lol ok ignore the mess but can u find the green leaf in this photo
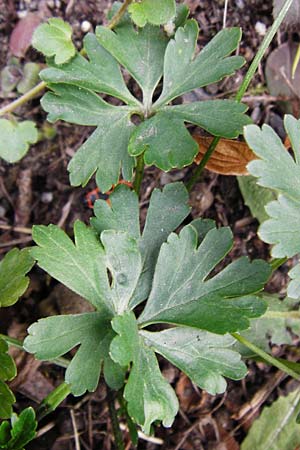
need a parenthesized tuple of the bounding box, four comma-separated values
(155, 21, 244, 106)
(0, 339, 16, 381)
(24, 312, 114, 396)
(110, 312, 178, 434)
(241, 389, 300, 450)
(17, 62, 40, 94)
(103, 356, 126, 390)
(141, 328, 247, 395)
(129, 102, 251, 171)
(128, 0, 176, 27)
(236, 295, 300, 357)
(288, 264, 300, 299)
(0, 248, 34, 307)
(96, 21, 168, 107)
(32, 18, 75, 65)
(41, 84, 135, 191)
(238, 175, 277, 223)
(6, 407, 37, 450)
(31, 220, 113, 313)
(40, 33, 138, 105)
(0, 120, 38, 163)
(0, 381, 15, 420)
(139, 223, 270, 334)
(91, 183, 190, 307)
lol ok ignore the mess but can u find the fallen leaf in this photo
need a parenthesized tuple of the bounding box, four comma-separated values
(9, 13, 42, 58)
(193, 135, 257, 175)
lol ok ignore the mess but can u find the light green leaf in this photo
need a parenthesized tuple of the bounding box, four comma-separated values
(96, 21, 168, 107)
(241, 389, 300, 450)
(288, 264, 300, 299)
(40, 33, 138, 105)
(129, 101, 251, 171)
(91, 183, 190, 307)
(31, 220, 113, 313)
(110, 312, 178, 434)
(0, 119, 38, 163)
(0, 248, 34, 307)
(141, 328, 247, 395)
(128, 0, 176, 27)
(32, 18, 75, 65)
(5, 407, 37, 450)
(139, 223, 270, 334)
(0, 381, 15, 420)
(101, 230, 142, 314)
(42, 84, 135, 191)
(238, 175, 277, 223)
(155, 21, 244, 106)
(17, 62, 40, 94)
(24, 312, 113, 396)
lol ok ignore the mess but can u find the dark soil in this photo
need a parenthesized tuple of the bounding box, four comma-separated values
(0, 1, 296, 449)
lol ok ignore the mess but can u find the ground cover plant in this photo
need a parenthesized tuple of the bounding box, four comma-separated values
(1, 0, 300, 448)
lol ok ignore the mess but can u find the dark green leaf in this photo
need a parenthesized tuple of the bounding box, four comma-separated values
(142, 328, 247, 395)
(110, 312, 178, 434)
(155, 21, 244, 106)
(139, 223, 270, 333)
(0, 339, 16, 381)
(24, 312, 113, 396)
(0, 381, 15, 420)
(0, 248, 34, 307)
(7, 407, 37, 450)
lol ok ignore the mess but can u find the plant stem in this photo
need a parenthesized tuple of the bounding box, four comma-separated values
(0, 81, 47, 116)
(231, 332, 300, 380)
(187, 0, 294, 190)
(36, 382, 71, 421)
(108, 0, 133, 30)
(0, 333, 70, 369)
(270, 257, 288, 271)
(107, 387, 125, 450)
(133, 154, 145, 195)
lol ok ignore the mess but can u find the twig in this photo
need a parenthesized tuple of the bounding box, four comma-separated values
(133, 154, 145, 195)
(0, 224, 32, 234)
(108, 0, 133, 30)
(0, 236, 32, 248)
(70, 409, 81, 450)
(223, 0, 229, 28)
(0, 81, 46, 116)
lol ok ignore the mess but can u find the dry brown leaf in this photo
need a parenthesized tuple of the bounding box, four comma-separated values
(193, 135, 257, 176)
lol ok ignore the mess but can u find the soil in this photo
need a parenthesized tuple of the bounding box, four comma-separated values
(0, 1, 297, 449)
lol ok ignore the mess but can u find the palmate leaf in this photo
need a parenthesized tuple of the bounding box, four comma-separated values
(40, 14, 249, 188)
(141, 328, 247, 395)
(110, 312, 178, 434)
(0, 248, 34, 307)
(245, 115, 300, 298)
(139, 223, 271, 333)
(91, 182, 190, 306)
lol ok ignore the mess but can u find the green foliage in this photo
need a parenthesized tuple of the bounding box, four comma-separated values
(32, 18, 75, 65)
(0, 120, 38, 163)
(39, 13, 250, 190)
(128, 0, 176, 27)
(0, 248, 34, 307)
(0, 407, 37, 449)
(237, 175, 277, 223)
(25, 182, 270, 432)
(245, 115, 300, 299)
(0, 340, 16, 419)
(241, 389, 300, 450)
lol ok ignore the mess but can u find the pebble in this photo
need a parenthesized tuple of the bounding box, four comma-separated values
(255, 21, 267, 36)
(81, 20, 92, 33)
(41, 192, 53, 204)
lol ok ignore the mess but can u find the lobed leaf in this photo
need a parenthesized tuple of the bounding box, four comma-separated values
(24, 312, 114, 396)
(0, 248, 34, 307)
(142, 328, 247, 395)
(110, 312, 178, 434)
(128, 0, 176, 27)
(32, 18, 75, 65)
(0, 339, 16, 419)
(0, 381, 15, 420)
(139, 223, 270, 333)
(5, 407, 37, 450)
(0, 119, 38, 164)
(155, 21, 244, 106)
(288, 264, 300, 299)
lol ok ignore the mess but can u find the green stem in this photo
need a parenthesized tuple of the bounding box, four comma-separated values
(107, 387, 125, 450)
(0, 333, 70, 369)
(0, 81, 47, 116)
(36, 382, 71, 421)
(270, 257, 288, 271)
(108, 0, 133, 29)
(231, 332, 300, 380)
(187, 0, 294, 190)
(133, 154, 145, 195)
